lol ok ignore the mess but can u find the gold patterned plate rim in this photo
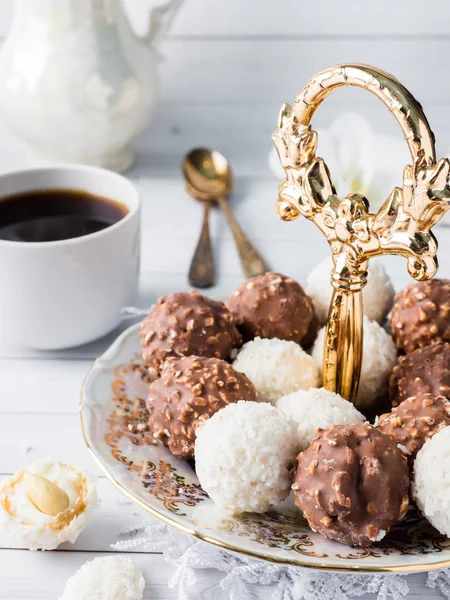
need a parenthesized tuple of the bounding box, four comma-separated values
(79, 322, 450, 573)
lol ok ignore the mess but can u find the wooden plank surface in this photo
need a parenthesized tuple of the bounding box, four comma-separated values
(1, 100, 450, 180)
(1, 13, 450, 107)
(0, 550, 231, 600)
(0, 413, 95, 474)
(0, 549, 444, 600)
(3, 1, 450, 38)
(133, 102, 450, 176)
(158, 39, 450, 105)
(166, 0, 450, 37)
(1, 2, 450, 597)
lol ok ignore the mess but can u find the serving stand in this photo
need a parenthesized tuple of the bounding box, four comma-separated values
(80, 64, 450, 571)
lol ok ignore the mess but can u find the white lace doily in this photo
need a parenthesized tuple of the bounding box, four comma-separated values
(113, 518, 450, 600)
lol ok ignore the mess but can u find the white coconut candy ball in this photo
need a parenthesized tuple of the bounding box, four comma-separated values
(277, 387, 365, 450)
(195, 401, 301, 514)
(60, 556, 145, 600)
(232, 337, 320, 405)
(312, 317, 397, 410)
(306, 256, 395, 325)
(0, 459, 97, 551)
(412, 426, 450, 537)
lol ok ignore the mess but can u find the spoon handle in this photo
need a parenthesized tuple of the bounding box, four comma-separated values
(217, 196, 270, 279)
(188, 202, 215, 288)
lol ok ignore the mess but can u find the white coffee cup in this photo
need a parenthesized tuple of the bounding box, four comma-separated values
(0, 165, 140, 349)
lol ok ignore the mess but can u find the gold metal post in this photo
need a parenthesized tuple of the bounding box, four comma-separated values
(324, 288, 363, 403)
(272, 64, 450, 408)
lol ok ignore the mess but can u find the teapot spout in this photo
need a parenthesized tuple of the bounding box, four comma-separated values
(146, 0, 184, 46)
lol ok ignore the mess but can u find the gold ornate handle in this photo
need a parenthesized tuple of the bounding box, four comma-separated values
(272, 63, 450, 407)
(293, 64, 436, 166)
(324, 289, 363, 403)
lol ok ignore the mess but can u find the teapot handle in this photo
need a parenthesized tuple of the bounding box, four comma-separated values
(146, 0, 184, 46)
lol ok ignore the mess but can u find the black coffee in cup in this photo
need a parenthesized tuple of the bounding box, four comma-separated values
(0, 189, 129, 242)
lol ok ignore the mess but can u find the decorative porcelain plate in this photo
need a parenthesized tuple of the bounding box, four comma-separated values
(80, 323, 450, 573)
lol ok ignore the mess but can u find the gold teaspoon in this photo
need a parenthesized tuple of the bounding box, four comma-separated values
(183, 148, 269, 286)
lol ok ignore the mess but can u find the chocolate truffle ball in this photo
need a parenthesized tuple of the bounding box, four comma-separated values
(378, 393, 450, 465)
(292, 423, 410, 547)
(389, 342, 450, 407)
(146, 355, 257, 458)
(227, 272, 316, 346)
(140, 291, 241, 376)
(389, 279, 450, 354)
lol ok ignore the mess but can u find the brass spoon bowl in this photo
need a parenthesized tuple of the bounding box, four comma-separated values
(183, 148, 270, 288)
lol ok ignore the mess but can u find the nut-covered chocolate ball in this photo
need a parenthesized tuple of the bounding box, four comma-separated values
(389, 279, 450, 354)
(227, 272, 316, 345)
(378, 393, 450, 465)
(140, 291, 241, 376)
(292, 423, 410, 547)
(301, 311, 320, 349)
(389, 342, 450, 407)
(146, 355, 257, 458)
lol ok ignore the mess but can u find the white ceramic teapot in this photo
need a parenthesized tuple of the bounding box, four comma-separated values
(0, 0, 183, 171)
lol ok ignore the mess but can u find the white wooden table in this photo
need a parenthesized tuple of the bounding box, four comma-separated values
(2, 0, 450, 594)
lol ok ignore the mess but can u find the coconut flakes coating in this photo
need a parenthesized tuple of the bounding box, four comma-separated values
(277, 387, 365, 450)
(195, 401, 301, 514)
(60, 556, 145, 600)
(412, 426, 450, 537)
(146, 355, 257, 459)
(292, 423, 410, 547)
(389, 279, 450, 354)
(140, 290, 241, 376)
(389, 342, 450, 407)
(232, 337, 320, 405)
